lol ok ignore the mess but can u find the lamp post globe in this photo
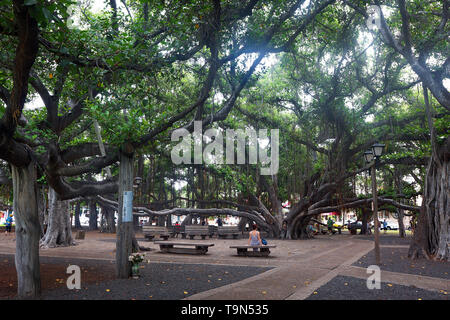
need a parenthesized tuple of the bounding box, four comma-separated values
(371, 143, 385, 158)
(364, 150, 374, 163)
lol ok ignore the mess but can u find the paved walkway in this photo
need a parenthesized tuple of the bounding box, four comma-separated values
(0, 231, 448, 300)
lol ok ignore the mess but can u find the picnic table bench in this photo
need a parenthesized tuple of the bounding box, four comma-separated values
(183, 225, 213, 240)
(143, 225, 170, 240)
(154, 241, 214, 255)
(229, 245, 276, 257)
(217, 226, 241, 239)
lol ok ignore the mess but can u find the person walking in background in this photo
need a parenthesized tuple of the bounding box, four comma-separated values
(248, 224, 262, 251)
(5, 213, 13, 235)
(383, 219, 388, 233)
(216, 217, 223, 227)
(327, 217, 334, 235)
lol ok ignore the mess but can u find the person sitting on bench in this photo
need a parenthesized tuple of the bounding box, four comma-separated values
(248, 224, 262, 251)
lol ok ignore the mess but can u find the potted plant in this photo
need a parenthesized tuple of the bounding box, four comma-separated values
(128, 252, 146, 279)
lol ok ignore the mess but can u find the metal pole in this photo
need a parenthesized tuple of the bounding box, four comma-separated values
(371, 163, 381, 265)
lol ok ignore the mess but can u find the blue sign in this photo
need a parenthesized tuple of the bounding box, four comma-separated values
(122, 191, 133, 222)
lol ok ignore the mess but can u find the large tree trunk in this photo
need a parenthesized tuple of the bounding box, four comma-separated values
(394, 168, 407, 238)
(397, 209, 406, 238)
(11, 163, 41, 299)
(37, 185, 47, 237)
(359, 208, 370, 235)
(74, 201, 82, 229)
(101, 205, 116, 233)
(409, 87, 449, 261)
(116, 150, 134, 278)
(40, 188, 75, 248)
(88, 200, 98, 230)
(408, 147, 449, 261)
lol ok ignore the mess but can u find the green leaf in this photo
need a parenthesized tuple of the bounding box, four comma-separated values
(24, 0, 37, 5)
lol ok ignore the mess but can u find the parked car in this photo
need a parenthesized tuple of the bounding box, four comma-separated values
(369, 220, 399, 230)
(380, 221, 399, 230)
(348, 221, 363, 230)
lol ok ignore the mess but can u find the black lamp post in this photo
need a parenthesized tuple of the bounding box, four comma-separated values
(364, 143, 385, 265)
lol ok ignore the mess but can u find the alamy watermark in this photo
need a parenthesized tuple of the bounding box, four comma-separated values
(171, 121, 279, 175)
(66, 265, 81, 290)
(366, 265, 381, 290)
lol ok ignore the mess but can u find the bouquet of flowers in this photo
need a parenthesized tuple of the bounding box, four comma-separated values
(128, 252, 146, 264)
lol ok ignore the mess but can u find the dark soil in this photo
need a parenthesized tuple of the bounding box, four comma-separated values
(0, 254, 272, 300)
(306, 275, 448, 300)
(353, 247, 450, 279)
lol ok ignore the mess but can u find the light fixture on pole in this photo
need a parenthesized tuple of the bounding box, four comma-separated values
(363, 143, 385, 266)
(364, 150, 374, 164)
(371, 143, 385, 158)
(133, 176, 142, 189)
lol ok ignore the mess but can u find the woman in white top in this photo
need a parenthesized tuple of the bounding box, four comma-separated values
(248, 224, 262, 251)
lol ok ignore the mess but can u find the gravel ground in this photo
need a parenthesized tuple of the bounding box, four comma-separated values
(40, 260, 272, 300)
(306, 275, 448, 300)
(353, 247, 450, 279)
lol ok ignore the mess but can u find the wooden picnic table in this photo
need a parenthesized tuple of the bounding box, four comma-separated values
(229, 245, 276, 257)
(154, 241, 214, 255)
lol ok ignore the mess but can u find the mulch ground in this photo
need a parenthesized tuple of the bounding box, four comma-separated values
(0, 254, 116, 299)
(306, 275, 448, 300)
(41, 262, 272, 300)
(353, 247, 450, 279)
(0, 254, 272, 300)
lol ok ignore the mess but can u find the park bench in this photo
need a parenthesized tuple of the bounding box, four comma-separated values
(168, 225, 184, 237)
(154, 241, 214, 255)
(208, 225, 218, 237)
(318, 225, 342, 235)
(142, 225, 170, 240)
(218, 226, 241, 239)
(229, 245, 276, 257)
(183, 225, 211, 240)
